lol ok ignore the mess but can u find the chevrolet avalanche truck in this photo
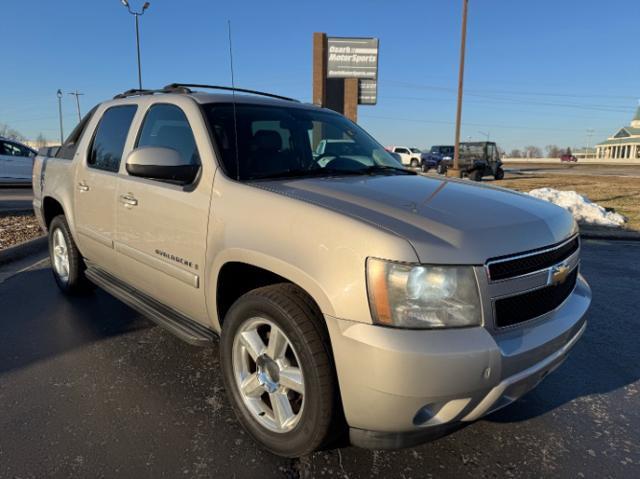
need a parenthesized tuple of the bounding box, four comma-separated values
(32, 83, 591, 457)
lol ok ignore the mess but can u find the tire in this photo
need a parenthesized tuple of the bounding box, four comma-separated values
(410, 158, 419, 168)
(48, 215, 93, 294)
(437, 163, 447, 175)
(220, 283, 337, 457)
(421, 162, 430, 173)
(471, 169, 483, 181)
(494, 167, 504, 180)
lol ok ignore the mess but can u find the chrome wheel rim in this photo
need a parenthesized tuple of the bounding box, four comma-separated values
(232, 317, 305, 433)
(52, 228, 70, 284)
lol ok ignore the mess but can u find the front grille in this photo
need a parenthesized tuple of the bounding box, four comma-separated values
(488, 237, 579, 281)
(494, 267, 578, 328)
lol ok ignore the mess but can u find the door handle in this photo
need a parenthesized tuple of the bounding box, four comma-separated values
(120, 194, 138, 207)
(78, 182, 89, 192)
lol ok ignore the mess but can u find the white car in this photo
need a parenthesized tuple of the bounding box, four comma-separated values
(0, 137, 37, 184)
(388, 146, 422, 167)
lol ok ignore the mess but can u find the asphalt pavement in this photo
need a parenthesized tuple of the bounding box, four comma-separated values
(0, 186, 33, 213)
(0, 240, 638, 478)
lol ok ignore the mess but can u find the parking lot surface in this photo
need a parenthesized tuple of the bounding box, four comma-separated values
(0, 240, 639, 478)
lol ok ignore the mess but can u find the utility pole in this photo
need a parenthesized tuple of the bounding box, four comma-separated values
(586, 128, 594, 159)
(56, 89, 64, 144)
(449, 0, 469, 178)
(120, 1, 151, 90)
(68, 90, 84, 122)
(479, 130, 490, 141)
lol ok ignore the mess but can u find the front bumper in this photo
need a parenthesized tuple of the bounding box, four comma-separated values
(326, 274, 591, 449)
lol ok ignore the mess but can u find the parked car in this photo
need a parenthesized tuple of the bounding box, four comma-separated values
(440, 141, 505, 180)
(421, 145, 454, 173)
(561, 154, 578, 162)
(33, 84, 590, 457)
(0, 137, 37, 184)
(387, 146, 422, 167)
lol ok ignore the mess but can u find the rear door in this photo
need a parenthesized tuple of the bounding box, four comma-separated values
(115, 101, 213, 324)
(74, 105, 137, 272)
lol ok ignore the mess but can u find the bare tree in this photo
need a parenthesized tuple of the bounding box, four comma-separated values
(523, 145, 542, 158)
(545, 144, 563, 158)
(509, 149, 522, 158)
(35, 133, 48, 148)
(0, 123, 27, 142)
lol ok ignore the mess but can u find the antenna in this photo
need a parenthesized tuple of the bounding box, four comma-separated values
(228, 20, 240, 181)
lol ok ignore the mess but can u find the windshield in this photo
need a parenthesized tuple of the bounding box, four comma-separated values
(202, 103, 406, 180)
(410, 148, 422, 153)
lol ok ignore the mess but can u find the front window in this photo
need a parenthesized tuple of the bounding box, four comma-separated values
(410, 148, 422, 154)
(203, 103, 409, 180)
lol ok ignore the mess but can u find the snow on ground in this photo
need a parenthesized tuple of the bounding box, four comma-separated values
(528, 188, 627, 227)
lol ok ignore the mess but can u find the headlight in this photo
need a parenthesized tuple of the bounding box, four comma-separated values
(366, 258, 482, 329)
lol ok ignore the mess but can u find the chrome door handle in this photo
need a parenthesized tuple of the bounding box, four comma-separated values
(120, 194, 138, 207)
(78, 182, 89, 192)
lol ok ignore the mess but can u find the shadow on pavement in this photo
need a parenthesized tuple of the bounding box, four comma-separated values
(0, 267, 150, 374)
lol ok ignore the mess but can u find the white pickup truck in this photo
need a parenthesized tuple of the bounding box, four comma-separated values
(32, 84, 590, 457)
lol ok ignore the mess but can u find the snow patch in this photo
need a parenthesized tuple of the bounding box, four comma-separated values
(528, 188, 627, 227)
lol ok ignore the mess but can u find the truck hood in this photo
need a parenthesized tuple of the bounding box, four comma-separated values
(256, 175, 577, 264)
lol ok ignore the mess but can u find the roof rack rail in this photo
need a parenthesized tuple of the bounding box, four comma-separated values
(163, 83, 300, 102)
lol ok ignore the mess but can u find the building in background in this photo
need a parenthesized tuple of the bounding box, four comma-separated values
(595, 105, 640, 160)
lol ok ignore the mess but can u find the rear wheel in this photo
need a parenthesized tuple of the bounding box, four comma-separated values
(421, 162, 430, 173)
(471, 169, 483, 181)
(436, 163, 447, 175)
(410, 158, 419, 168)
(220, 284, 337, 457)
(48, 215, 93, 294)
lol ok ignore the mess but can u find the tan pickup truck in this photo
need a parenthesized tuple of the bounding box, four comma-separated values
(32, 84, 591, 457)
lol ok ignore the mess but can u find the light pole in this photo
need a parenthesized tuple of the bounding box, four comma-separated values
(449, 0, 469, 178)
(586, 128, 594, 159)
(56, 89, 64, 144)
(478, 130, 490, 141)
(68, 90, 84, 123)
(120, 1, 151, 90)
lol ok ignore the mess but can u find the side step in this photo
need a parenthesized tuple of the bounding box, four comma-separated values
(85, 266, 217, 346)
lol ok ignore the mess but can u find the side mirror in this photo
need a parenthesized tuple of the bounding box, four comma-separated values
(125, 146, 199, 185)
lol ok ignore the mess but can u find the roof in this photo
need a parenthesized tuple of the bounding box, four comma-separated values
(596, 136, 640, 146)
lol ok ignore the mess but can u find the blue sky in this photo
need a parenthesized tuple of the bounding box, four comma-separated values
(1, 0, 639, 152)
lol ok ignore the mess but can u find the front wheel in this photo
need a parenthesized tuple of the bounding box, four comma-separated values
(471, 169, 483, 181)
(48, 215, 93, 294)
(220, 284, 338, 457)
(410, 158, 419, 168)
(494, 167, 505, 180)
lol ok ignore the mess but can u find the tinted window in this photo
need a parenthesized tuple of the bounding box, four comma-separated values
(395, 148, 409, 154)
(89, 105, 137, 172)
(203, 103, 400, 180)
(57, 106, 98, 160)
(137, 104, 199, 165)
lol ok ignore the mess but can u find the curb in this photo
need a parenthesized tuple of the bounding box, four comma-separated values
(580, 228, 640, 242)
(0, 208, 34, 216)
(0, 235, 47, 266)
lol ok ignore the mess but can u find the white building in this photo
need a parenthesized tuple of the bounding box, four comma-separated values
(595, 105, 640, 160)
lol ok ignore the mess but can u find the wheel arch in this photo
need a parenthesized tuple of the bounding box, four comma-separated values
(209, 249, 336, 331)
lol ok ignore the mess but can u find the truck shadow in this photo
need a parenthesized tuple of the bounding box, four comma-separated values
(0, 267, 151, 375)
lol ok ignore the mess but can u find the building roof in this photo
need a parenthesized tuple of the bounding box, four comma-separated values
(596, 136, 640, 146)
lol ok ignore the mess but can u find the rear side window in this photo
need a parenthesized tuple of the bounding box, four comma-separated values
(88, 105, 137, 172)
(56, 106, 98, 160)
(136, 104, 200, 165)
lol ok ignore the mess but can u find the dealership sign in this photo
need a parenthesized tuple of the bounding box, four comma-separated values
(327, 37, 379, 79)
(326, 37, 379, 105)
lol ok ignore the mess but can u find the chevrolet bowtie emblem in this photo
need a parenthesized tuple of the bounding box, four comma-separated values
(549, 263, 570, 285)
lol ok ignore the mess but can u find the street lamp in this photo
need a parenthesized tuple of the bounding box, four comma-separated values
(56, 89, 64, 144)
(120, 0, 151, 90)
